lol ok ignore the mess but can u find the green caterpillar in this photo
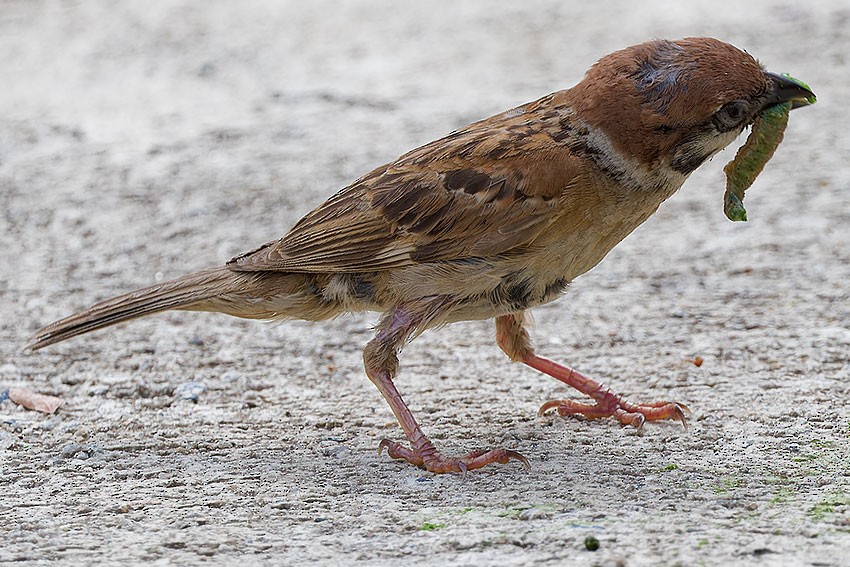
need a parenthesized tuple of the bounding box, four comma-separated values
(722, 102, 792, 222)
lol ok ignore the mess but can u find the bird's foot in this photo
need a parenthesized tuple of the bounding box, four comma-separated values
(521, 352, 688, 430)
(538, 392, 689, 430)
(378, 438, 529, 474)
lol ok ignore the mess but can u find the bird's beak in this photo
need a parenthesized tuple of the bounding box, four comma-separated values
(764, 71, 817, 110)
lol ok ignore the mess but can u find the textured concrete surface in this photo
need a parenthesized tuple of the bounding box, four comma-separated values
(2, 1, 849, 565)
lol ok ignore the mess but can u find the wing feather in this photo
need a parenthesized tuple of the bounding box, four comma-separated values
(228, 96, 584, 273)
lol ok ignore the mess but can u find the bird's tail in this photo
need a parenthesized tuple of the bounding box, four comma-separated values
(29, 266, 248, 350)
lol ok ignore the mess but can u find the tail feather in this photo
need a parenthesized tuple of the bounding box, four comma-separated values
(29, 266, 242, 350)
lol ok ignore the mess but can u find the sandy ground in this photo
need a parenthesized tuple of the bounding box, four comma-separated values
(2, 1, 849, 565)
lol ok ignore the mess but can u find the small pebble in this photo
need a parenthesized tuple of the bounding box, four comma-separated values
(584, 535, 600, 551)
(174, 381, 207, 401)
(61, 443, 83, 458)
(321, 444, 350, 458)
(518, 508, 551, 521)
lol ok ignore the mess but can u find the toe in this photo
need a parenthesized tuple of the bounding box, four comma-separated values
(378, 438, 424, 467)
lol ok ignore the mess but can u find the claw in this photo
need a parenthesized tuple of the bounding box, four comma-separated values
(673, 403, 690, 430)
(505, 449, 531, 470)
(626, 412, 645, 431)
(537, 399, 560, 416)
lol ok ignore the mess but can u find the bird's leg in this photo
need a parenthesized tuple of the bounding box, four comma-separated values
(364, 303, 528, 473)
(496, 313, 688, 429)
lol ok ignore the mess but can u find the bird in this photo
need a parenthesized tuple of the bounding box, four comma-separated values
(29, 37, 815, 474)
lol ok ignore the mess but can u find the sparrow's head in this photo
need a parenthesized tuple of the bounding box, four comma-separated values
(570, 37, 815, 180)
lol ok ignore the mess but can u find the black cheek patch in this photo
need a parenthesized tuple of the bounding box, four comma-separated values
(671, 130, 716, 175)
(672, 149, 713, 175)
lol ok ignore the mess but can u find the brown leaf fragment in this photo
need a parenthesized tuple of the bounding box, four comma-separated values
(8, 387, 64, 414)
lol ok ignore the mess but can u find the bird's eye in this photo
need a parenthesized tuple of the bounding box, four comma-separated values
(714, 100, 749, 130)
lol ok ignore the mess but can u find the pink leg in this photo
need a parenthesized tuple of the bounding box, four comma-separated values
(365, 305, 528, 473)
(496, 313, 688, 429)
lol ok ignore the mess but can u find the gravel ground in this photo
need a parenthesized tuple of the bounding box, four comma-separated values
(2, 1, 849, 565)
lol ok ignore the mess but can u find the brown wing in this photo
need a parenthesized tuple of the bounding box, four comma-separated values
(228, 96, 583, 273)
